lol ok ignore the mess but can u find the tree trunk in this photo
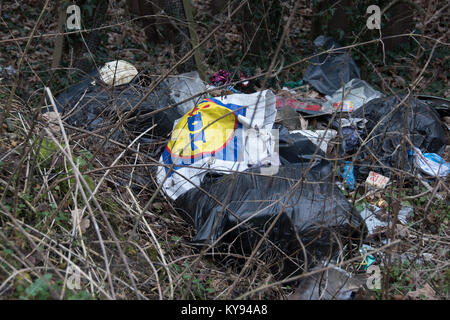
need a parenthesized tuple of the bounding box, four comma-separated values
(127, 0, 196, 73)
(74, 0, 109, 74)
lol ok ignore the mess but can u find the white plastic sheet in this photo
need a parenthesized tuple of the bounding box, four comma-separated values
(323, 79, 384, 113)
(411, 147, 450, 177)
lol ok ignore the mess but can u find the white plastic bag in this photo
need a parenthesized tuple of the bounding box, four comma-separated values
(411, 147, 450, 177)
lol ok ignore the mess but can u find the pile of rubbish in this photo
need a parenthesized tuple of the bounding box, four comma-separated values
(47, 36, 449, 299)
(53, 60, 181, 141)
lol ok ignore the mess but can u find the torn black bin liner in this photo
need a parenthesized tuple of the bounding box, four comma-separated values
(176, 165, 365, 272)
(303, 36, 360, 96)
(175, 129, 365, 273)
(417, 95, 450, 117)
(53, 71, 181, 140)
(352, 95, 447, 180)
(276, 124, 330, 173)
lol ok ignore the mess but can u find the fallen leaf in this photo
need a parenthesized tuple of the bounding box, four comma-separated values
(42, 112, 61, 133)
(71, 209, 90, 234)
(395, 224, 409, 238)
(406, 283, 436, 300)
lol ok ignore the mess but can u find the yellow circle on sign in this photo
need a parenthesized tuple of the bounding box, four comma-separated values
(166, 99, 237, 159)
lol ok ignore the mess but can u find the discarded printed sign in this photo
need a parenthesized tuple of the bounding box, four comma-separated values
(365, 171, 390, 189)
(158, 90, 278, 200)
